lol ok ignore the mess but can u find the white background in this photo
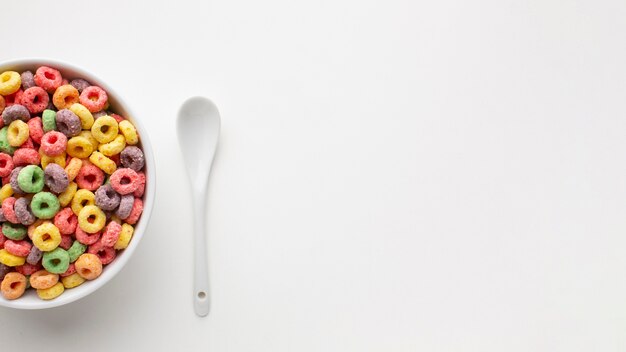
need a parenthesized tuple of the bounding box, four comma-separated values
(2, 0, 626, 350)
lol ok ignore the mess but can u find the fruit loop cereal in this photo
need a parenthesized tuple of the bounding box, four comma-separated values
(0, 65, 146, 300)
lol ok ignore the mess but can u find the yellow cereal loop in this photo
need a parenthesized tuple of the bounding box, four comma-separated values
(52, 84, 79, 110)
(0, 184, 14, 202)
(61, 273, 85, 289)
(78, 205, 106, 233)
(89, 151, 116, 174)
(7, 120, 29, 147)
(79, 131, 99, 150)
(59, 182, 77, 207)
(114, 223, 134, 250)
(69, 103, 94, 130)
(98, 134, 126, 156)
(37, 282, 64, 300)
(71, 189, 95, 215)
(0, 71, 21, 95)
(32, 222, 62, 252)
(40, 151, 66, 169)
(66, 136, 93, 158)
(0, 249, 25, 267)
(90, 115, 118, 143)
(64, 158, 82, 182)
(118, 120, 138, 145)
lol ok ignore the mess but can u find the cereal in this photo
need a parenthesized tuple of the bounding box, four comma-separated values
(118, 120, 138, 145)
(7, 120, 29, 147)
(109, 168, 139, 195)
(2, 222, 26, 240)
(14, 197, 36, 226)
(101, 221, 121, 247)
(0, 248, 26, 267)
(120, 146, 145, 171)
(31, 222, 61, 251)
(0, 96, 5, 115)
(16, 262, 40, 276)
(98, 134, 126, 156)
(116, 194, 134, 220)
(79, 86, 108, 113)
(2, 104, 30, 126)
(53, 207, 77, 235)
(75, 227, 101, 246)
(67, 240, 86, 263)
(77, 205, 106, 233)
(40, 131, 67, 156)
(91, 115, 118, 144)
(31, 191, 60, 219)
(52, 84, 79, 110)
(1, 272, 26, 299)
(34, 66, 62, 93)
(71, 189, 95, 215)
(75, 253, 102, 280)
(26, 246, 42, 265)
(20, 71, 35, 90)
(75, 163, 104, 191)
(17, 165, 45, 193)
(9, 166, 24, 194)
(4, 239, 32, 257)
(44, 163, 69, 193)
(0, 263, 10, 281)
(69, 103, 94, 130)
(27, 117, 44, 144)
(133, 172, 146, 197)
(22, 86, 50, 114)
(60, 262, 75, 277)
(114, 223, 134, 250)
(42, 109, 56, 132)
(55, 109, 81, 137)
(59, 234, 72, 250)
(42, 247, 70, 274)
(40, 152, 66, 169)
(69, 79, 90, 93)
(64, 157, 82, 181)
(79, 130, 99, 151)
(58, 181, 77, 207)
(61, 272, 84, 288)
(29, 270, 58, 289)
(87, 241, 116, 265)
(95, 184, 120, 211)
(89, 151, 116, 174)
(0, 127, 17, 155)
(0, 153, 14, 177)
(0, 71, 21, 95)
(37, 282, 64, 300)
(2, 196, 18, 223)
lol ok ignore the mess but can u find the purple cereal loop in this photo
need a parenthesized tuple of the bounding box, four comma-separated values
(116, 194, 134, 219)
(0, 207, 5, 222)
(2, 104, 30, 125)
(21, 71, 36, 90)
(120, 146, 145, 171)
(10, 166, 24, 195)
(26, 246, 42, 265)
(55, 109, 82, 137)
(14, 197, 35, 226)
(95, 183, 120, 211)
(44, 163, 69, 194)
(0, 263, 10, 281)
(70, 78, 90, 93)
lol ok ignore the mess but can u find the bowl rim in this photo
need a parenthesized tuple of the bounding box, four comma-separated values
(0, 58, 156, 309)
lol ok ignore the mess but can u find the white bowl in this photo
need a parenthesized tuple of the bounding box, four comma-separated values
(0, 58, 155, 309)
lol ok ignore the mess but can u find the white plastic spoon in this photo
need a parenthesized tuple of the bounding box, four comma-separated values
(177, 97, 221, 317)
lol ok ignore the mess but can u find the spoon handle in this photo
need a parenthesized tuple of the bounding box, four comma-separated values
(193, 190, 210, 317)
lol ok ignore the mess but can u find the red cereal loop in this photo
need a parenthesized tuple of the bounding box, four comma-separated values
(59, 235, 73, 250)
(75, 227, 101, 245)
(20, 137, 35, 149)
(60, 263, 76, 277)
(21, 87, 49, 114)
(79, 86, 108, 113)
(0, 153, 14, 177)
(2, 176, 9, 186)
(133, 172, 146, 197)
(101, 221, 121, 247)
(15, 263, 41, 276)
(40, 131, 67, 156)
(75, 164, 104, 191)
(53, 208, 77, 235)
(27, 117, 44, 145)
(13, 148, 40, 166)
(2, 197, 19, 224)
(0, 232, 6, 249)
(34, 66, 63, 93)
(88, 241, 116, 265)
(4, 239, 32, 257)
(125, 198, 143, 225)
(110, 114, 125, 123)
(109, 153, 121, 166)
(4, 90, 24, 107)
(109, 168, 139, 195)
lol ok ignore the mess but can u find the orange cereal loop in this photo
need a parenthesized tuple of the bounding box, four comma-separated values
(29, 269, 59, 290)
(53, 85, 79, 110)
(75, 253, 102, 280)
(1, 272, 27, 300)
(0, 95, 5, 115)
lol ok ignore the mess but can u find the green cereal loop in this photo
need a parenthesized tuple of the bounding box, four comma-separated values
(2, 222, 26, 240)
(17, 165, 45, 193)
(0, 127, 17, 155)
(42, 109, 57, 132)
(31, 192, 60, 219)
(67, 241, 86, 263)
(42, 247, 70, 274)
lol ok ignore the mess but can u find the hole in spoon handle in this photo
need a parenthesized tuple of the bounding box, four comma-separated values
(194, 288, 210, 317)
